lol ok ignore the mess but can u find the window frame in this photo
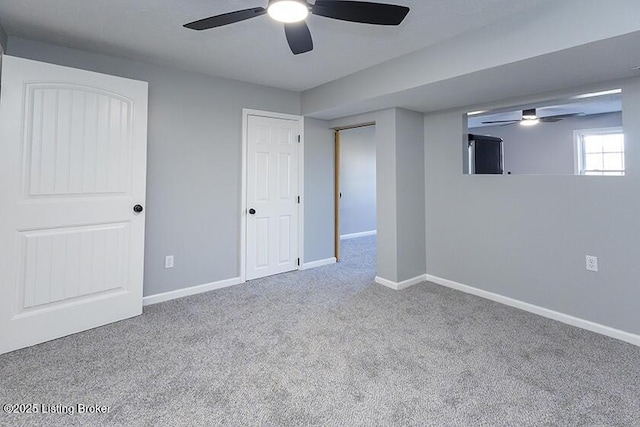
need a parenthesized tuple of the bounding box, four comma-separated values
(573, 126, 625, 176)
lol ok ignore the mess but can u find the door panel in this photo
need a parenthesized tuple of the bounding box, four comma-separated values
(255, 152, 270, 201)
(278, 153, 292, 199)
(246, 115, 299, 280)
(20, 223, 128, 310)
(277, 215, 292, 265)
(255, 217, 269, 269)
(26, 86, 132, 197)
(0, 56, 148, 355)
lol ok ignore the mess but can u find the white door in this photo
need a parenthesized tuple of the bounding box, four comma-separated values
(246, 114, 300, 280)
(0, 56, 148, 355)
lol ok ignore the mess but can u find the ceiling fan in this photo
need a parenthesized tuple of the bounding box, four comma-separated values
(183, 0, 411, 55)
(482, 108, 586, 127)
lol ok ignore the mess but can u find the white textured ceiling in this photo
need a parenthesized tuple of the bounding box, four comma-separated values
(0, 0, 554, 91)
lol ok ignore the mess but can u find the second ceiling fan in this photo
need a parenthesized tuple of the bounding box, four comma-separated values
(482, 108, 586, 127)
(184, 0, 411, 55)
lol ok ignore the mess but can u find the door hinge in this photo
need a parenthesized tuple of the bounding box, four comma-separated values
(297, 135, 301, 143)
(297, 258, 301, 266)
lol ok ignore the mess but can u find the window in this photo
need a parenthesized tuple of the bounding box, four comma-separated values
(575, 127, 625, 176)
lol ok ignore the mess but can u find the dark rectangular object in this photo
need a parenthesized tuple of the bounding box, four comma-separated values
(469, 134, 504, 175)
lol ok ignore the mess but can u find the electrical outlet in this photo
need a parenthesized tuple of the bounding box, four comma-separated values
(585, 255, 598, 272)
(165, 255, 174, 269)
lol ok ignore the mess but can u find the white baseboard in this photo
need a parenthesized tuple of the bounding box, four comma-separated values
(340, 230, 377, 240)
(426, 274, 640, 347)
(143, 277, 243, 306)
(375, 274, 427, 291)
(300, 257, 337, 270)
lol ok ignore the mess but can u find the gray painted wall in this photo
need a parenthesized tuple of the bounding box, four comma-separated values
(425, 77, 640, 335)
(7, 37, 302, 297)
(303, 117, 335, 262)
(340, 126, 376, 236)
(395, 109, 426, 282)
(470, 112, 622, 175)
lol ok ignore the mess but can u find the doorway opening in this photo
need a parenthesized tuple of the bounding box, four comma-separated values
(334, 123, 377, 262)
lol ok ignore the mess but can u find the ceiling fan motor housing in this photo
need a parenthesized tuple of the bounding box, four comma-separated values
(522, 108, 538, 120)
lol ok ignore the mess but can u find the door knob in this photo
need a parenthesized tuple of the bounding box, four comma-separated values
(249, 208, 256, 215)
(133, 204, 144, 213)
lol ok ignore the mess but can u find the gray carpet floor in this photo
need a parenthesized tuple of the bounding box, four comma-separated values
(1, 235, 639, 426)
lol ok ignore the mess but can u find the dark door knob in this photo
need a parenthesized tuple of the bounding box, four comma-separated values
(249, 208, 256, 215)
(133, 204, 144, 213)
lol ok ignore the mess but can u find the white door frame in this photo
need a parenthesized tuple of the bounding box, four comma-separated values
(241, 109, 304, 283)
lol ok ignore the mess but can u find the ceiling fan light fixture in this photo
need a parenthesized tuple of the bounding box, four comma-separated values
(268, 0, 309, 23)
(520, 119, 540, 127)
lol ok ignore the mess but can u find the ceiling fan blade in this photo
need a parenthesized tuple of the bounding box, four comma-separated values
(312, 1, 410, 25)
(285, 21, 314, 55)
(482, 120, 520, 124)
(540, 112, 586, 121)
(539, 117, 563, 123)
(184, 7, 266, 30)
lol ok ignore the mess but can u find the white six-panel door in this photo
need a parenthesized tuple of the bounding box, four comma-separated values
(0, 56, 148, 355)
(246, 114, 300, 280)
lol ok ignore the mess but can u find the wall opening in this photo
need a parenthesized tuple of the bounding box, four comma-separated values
(334, 123, 376, 261)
